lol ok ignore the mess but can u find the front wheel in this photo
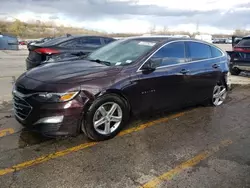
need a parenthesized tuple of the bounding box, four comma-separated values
(82, 94, 129, 141)
(211, 83, 227, 106)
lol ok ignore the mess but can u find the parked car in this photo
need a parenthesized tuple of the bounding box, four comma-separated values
(225, 38, 232, 44)
(0, 33, 19, 50)
(13, 36, 229, 141)
(194, 34, 213, 43)
(19, 40, 28, 45)
(26, 35, 115, 70)
(212, 38, 226, 44)
(227, 36, 250, 75)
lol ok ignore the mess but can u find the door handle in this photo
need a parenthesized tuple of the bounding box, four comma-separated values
(212, 64, 220, 68)
(180, 69, 189, 74)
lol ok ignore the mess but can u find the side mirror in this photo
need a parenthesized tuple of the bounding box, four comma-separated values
(141, 58, 162, 71)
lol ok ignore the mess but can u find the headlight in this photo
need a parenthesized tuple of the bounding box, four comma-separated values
(34, 91, 79, 103)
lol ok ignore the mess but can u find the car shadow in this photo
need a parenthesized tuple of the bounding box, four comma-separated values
(14, 103, 207, 150)
(240, 72, 250, 77)
(17, 128, 52, 148)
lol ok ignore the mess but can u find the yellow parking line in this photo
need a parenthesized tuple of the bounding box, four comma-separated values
(141, 139, 233, 188)
(0, 128, 14, 138)
(0, 112, 184, 176)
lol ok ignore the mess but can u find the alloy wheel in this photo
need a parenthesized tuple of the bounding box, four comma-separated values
(212, 84, 227, 106)
(93, 102, 123, 135)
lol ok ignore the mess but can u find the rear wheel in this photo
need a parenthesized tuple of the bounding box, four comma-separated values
(82, 94, 129, 141)
(211, 83, 227, 106)
(230, 67, 241, 75)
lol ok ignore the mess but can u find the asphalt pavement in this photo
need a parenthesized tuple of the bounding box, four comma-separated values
(0, 86, 250, 187)
(0, 50, 27, 102)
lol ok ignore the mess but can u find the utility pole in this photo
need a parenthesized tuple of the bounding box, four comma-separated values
(196, 20, 200, 34)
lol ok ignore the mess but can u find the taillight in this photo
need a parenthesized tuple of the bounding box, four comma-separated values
(34, 48, 59, 55)
(233, 47, 250, 53)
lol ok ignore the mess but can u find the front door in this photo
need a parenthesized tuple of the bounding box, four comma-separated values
(133, 41, 189, 112)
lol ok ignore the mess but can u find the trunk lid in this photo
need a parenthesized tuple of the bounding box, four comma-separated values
(232, 37, 250, 61)
(27, 37, 68, 65)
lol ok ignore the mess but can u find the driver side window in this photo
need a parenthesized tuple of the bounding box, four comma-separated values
(150, 41, 186, 67)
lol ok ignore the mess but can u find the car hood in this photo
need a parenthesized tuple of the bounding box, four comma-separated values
(25, 59, 121, 84)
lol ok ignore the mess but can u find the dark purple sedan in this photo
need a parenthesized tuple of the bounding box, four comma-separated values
(13, 36, 229, 141)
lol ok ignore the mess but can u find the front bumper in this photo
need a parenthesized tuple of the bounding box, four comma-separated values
(13, 94, 87, 137)
(233, 65, 250, 71)
(230, 61, 250, 71)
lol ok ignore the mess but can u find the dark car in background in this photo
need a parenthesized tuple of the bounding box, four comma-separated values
(227, 36, 250, 75)
(26, 35, 115, 70)
(13, 36, 229, 141)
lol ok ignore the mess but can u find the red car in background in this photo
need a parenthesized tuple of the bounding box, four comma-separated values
(19, 41, 27, 45)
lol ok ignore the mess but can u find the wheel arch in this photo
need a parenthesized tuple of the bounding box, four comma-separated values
(219, 72, 230, 90)
(79, 89, 132, 132)
(102, 89, 131, 114)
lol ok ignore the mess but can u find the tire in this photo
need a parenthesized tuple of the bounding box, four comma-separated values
(82, 94, 129, 141)
(210, 82, 227, 106)
(230, 67, 241, 75)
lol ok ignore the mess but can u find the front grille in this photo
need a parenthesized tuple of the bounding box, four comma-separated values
(13, 96, 32, 120)
(16, 86, 34, 95)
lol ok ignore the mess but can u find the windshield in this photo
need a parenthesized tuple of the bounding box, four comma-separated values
(87, 39, 156, 66)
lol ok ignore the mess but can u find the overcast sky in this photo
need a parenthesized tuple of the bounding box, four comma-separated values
(1, 0, 250, 34)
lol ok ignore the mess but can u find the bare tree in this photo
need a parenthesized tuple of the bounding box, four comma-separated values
(162, 26, 168, 34)
(233, 29, 250, 36)
(149, 24, 156, 34)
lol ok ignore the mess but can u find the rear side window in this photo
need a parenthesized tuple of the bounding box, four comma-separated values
(80, 37, 101, 46)
(210, 46, 223, 57)
(60, 39, 81, 48)
(237, 38, 250, 47)
(60, 37, 102, 48)
(151, 41, 185, 67)
(187, 42, 212, 61)
(103, 38, 114, 44)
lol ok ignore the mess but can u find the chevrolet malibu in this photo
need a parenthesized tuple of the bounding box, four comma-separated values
(13, 36, 229, 141)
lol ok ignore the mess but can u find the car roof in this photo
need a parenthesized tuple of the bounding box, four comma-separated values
(121, 36, 225, 53)
(37, 35, 115, 46)
(242, 36, 250, 40)
(123, 36, 205, 44)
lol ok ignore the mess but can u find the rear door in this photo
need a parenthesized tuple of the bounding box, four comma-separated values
(184, 41, 222, 103)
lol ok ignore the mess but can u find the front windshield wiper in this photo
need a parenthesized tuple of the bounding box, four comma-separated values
(89, 59, 111, 66)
